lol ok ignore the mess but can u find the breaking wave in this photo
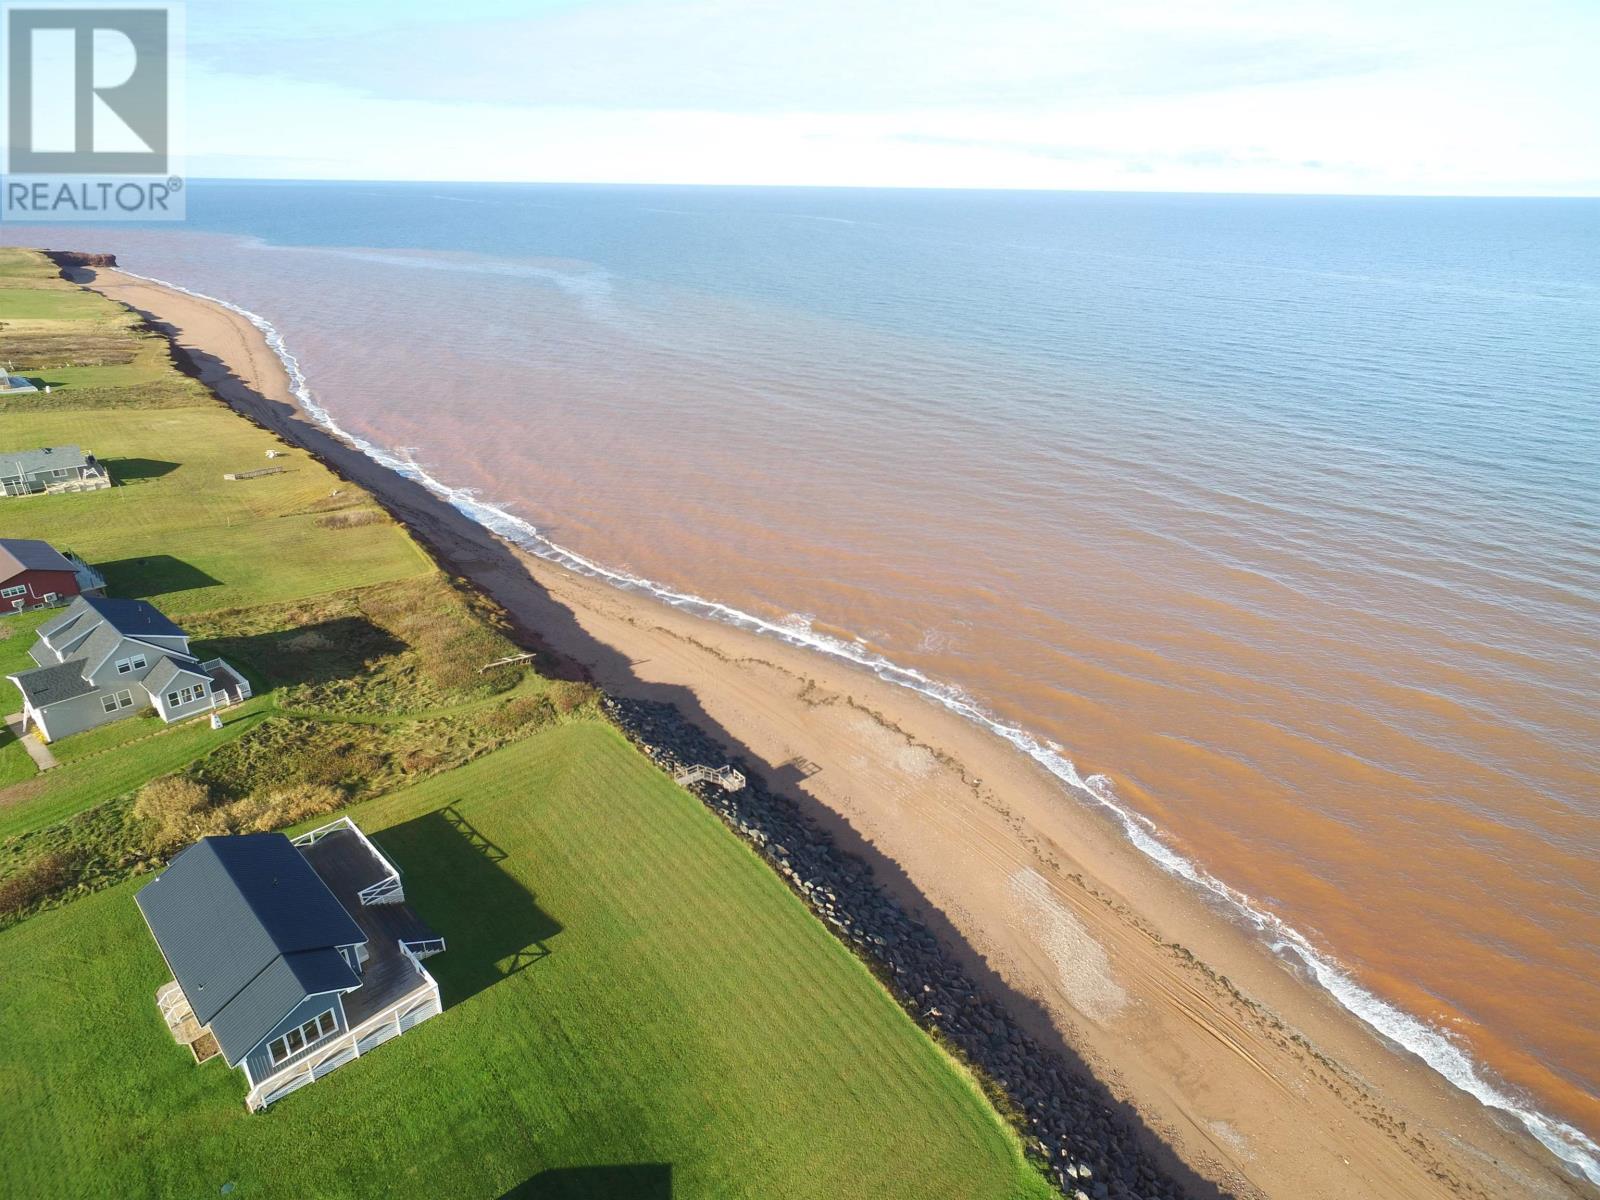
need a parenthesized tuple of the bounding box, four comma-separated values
(123, 266, 1600, 1187)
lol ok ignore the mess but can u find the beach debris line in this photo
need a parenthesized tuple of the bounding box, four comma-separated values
(603, 693, 1188, 1200)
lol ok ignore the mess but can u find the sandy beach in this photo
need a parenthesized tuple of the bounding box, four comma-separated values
(73, 261, 1593, 1200)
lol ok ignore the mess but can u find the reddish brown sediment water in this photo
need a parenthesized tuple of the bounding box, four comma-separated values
(6, 188, 1596, 1177)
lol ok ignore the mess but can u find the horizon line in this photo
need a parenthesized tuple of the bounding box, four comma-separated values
(179, 176, 1600, 200)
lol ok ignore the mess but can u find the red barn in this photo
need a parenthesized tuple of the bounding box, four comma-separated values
(0, 538, 85, 612)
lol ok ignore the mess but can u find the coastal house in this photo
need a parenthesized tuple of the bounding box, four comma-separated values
(5, 595, 251, 742)
(0, 537, 105, 611)
(0, 445, 110, 496)
(136, 821, 446, 1111)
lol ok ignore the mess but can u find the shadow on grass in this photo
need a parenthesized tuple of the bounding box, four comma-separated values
(374, 804, 561, 1006)
(88, 266, 1236, 1200)
(102, 457, 178, 483)
(203, 616, 406, 690)
(501, 1166, 672, 1199)
(96, 554, 221, 599)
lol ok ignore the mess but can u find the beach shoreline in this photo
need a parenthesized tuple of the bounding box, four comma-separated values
(70, 257, 1593, 1200)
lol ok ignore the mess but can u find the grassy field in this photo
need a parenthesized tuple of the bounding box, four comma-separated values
(0, 406, 430, 613)
(0, 247, 1050, 1197)
(0, 727, 1051, 1200)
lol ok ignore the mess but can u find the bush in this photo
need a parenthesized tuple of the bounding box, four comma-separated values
(484, 694, 556, 735)
(132, 775, 213, 852)
(134, 773, 348, 851)
(0, 851, 79, 921)
(316, 509, 387, 529)
(216, 783, 345, 835)
(550, 681, 599, 715)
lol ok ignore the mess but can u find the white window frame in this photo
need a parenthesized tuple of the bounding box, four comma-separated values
(0, 584, 25, 598)
(116, 690, 133, 709)
(115, 654, 147, 675)
(267, 1008, 338, 1067)
(166, 690, 180, 707)
(102, 694, 119, 714)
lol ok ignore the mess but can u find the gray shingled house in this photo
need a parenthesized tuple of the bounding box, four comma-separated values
(6, 595, 250, 742)
(136, 821, 445, 1110)
(0, 445, 110, 495)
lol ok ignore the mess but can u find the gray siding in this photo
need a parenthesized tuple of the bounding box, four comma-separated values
(33, 689, 134, 741)
(242, 993, 348, 1084)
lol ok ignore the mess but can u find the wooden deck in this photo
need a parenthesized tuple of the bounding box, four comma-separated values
(298, 828, 441, 1027)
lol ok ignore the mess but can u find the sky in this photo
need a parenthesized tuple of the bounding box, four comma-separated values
(166, 0, 1600, 193)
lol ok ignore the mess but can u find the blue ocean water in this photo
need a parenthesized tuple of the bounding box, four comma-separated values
(4, 183, 1598, 1177)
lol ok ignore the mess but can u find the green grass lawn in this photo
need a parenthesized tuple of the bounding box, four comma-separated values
(0, 610, 55, 787)
(0, 406, 429, 614)
(0, 285, 110, 320)
(0, 725, 1051, 1200)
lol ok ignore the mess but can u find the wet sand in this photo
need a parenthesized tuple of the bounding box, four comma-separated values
(79, 264, 1594, 1200)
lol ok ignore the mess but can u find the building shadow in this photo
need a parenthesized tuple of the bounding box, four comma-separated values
(95, 554, 222, 599)
(373, 805, 562, 1007)
(199, 616, 406, 690)
(101, 456, 178, 484)
(501, 1165, 672, 1200)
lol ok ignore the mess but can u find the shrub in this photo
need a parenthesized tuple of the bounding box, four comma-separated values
(485, 694, 556, 735)
(218, 784, 345, 835)
(132, 775, 213, 852)
(0, 851, 79, 921)
(316, 509, 387, 530)
(550, 681, 599, 715)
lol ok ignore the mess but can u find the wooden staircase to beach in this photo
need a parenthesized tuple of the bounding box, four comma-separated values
(674, 764, 747, 792)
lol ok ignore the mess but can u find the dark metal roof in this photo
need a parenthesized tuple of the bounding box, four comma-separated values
(6, 659, 96, 707)
(0, 537, 75, 581)
(79, 595, 186, 640)
(39, 595, 187, 651)
(136, 834, 365, 1065)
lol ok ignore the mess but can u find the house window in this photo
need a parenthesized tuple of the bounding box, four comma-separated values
(0, 585, 24, 598)
(115, 654, 147, 674)
(267, 1008, 339, 1066)
(116, 690, 133, 709)
(103, 691, 134, 714)
(166, 691, 180, 707)
(102, 694, 119, 714)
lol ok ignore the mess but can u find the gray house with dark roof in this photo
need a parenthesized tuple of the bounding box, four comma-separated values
(137, 820, 445, 1110)
(0, 445, 110, 496)
(6, 595, 250, 742)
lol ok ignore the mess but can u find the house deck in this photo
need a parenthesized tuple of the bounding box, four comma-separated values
(299, 827, 441, 1027)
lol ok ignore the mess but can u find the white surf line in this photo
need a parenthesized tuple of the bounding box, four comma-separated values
(121, 265, 1600, 1186)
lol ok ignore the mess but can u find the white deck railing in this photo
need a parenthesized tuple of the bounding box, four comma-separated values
(244, 973, 442, 1112)
(291, 816, 405, 905)
(200, 658, 253, 702)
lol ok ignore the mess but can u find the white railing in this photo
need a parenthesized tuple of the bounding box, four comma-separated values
(200, 658, 253, 701)
(292, 816, 404, 906)
(358, 875, 403, 905)
(674, 764, 747, 792)
(245, 972, 442, 1111)
(400, 937, 446, 961)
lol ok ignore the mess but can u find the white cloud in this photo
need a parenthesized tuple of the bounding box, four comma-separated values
(181, 0, 1600, 194)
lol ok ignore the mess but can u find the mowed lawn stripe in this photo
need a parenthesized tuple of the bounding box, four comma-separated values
(0, 725, 1049, 1199)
